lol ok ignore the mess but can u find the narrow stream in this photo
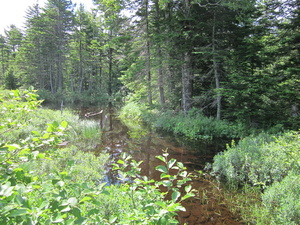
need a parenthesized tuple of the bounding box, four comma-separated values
(82, 108, 244, 225)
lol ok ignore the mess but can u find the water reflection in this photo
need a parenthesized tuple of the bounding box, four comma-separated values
(84, 108, 226, 185)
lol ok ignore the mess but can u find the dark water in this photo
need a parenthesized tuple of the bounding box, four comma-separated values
(80, 108, 245, 225)
(83, 108, 226, 184)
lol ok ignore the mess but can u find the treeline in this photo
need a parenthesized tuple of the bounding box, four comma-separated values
(0, 0, 299, 129)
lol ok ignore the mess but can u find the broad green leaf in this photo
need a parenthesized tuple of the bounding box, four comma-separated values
(42, 133, 50, 139)
(156, 201, 167, 208)
(117, 159, 124, 164)
(160, 173, 171, 179)
(156, 165, 168, 173)
(156, 155, 166, 163)
(181, 192, 195, 201)
(52, 121, 59, 128)
(8, 209, 28, 217)
(180, 171, 188, 178)
(172, 191, 180, 202)
(68, 197, 78, 206)
(61, 206, 71, 212)
(32, 130, 40, 136)
(161, 180, 172, 187)
(176, 162, 185, 169)
(7, 144, 20, 151)
(18, 148, 30, 156)
(79, 196, 92, 203)
(167, 158, 177, 169)
(37, 153, 46, 159)
(174, 205, 186, 212)
(72, 207, 81, 218)
(60, 121, 68, 128)
(185, 185, 192, 193)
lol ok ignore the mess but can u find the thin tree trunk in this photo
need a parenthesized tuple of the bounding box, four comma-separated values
(212, 11, 221, 120)
(155, 0, 165, 107)
(145, 0, 152, 105)
(108, 47, 113, 97)
(182, 52, 192, 115)
(182, 0, 193, 115)
(49, 63, 54, 94)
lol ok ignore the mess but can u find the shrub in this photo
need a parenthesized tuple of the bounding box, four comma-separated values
(211, 132, 300, 224)
(153, 108, 249, 140)
(212, 132, 299, 188)
(30, 146, 109, 186)
(262, 173, 300, 225)
(1, 90, 195, 224)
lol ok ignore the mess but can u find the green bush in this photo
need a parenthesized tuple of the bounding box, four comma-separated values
(212, 132, 299, 187)
(211, 132, 300, 224)
(30, 146, 109, 186)
(153, 108, 249, 140)
(262, 173, 300, 225)
(119, 101, 145, 122)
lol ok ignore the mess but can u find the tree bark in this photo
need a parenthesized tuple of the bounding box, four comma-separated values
(145, 0, 152, 105)
(182, 52, 193, 116)
(154, 0, 165, 107)
(212, 11, 221, 120)
(182, 0, 193, 115)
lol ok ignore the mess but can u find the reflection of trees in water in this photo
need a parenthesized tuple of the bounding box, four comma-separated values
(96, 110, 224, 184)
(81, 107, 227, 184)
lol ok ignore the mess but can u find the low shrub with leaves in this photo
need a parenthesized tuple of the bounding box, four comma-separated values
(211, 132, 300, 224)
(0, 90, 196, 224)
(111, 151, 196, 224)
(153, 108, 249, 140)
(262, 172, 300, 225)
(212, 132, 300, 187)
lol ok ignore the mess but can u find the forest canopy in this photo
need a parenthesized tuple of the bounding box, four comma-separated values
(0, 0, 299, 129)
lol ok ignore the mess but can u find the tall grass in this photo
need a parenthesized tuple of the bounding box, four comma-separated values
(2, 107, 102, 150)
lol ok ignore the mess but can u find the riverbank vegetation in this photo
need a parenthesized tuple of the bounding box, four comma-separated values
(1, 0, 299, 224)
(0, 90, 196, 224)
(211, 132, 300, 224)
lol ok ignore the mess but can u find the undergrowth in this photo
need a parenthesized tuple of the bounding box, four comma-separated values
(0, 89, 196, 224)
(120, 103, 251, 140)
(211, 132, 300, 224)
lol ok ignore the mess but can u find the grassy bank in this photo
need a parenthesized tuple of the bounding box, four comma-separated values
(119, 102, 270, 141)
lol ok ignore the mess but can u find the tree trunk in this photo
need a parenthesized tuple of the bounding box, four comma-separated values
(212, 12, 221, 120)
(182, 0, 193, 115)
(155, 0, 165, 107)
(145, 0, 152, 105)
(182, 52, 193, 115)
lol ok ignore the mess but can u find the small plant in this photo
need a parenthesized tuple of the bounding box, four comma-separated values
(111, 151, 196, 224)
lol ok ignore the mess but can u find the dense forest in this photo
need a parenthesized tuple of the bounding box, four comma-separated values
(0, 0, 299, 130)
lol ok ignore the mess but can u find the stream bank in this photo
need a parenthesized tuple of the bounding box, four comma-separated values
(82, 108, 244, 224)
